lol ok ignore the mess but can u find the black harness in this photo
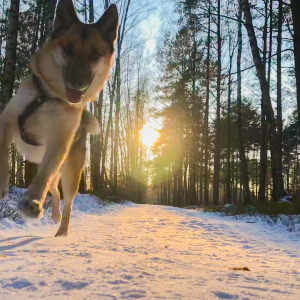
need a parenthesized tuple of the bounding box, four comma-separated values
(18, 74, 61, 146)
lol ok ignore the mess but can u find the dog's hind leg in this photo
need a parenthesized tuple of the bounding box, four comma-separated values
(49, 174, 61, 224)
(55, 130, 87, 237)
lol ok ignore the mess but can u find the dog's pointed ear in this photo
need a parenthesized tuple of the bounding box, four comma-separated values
(54, 0, 79, 32)
(95, 4, 119, 46)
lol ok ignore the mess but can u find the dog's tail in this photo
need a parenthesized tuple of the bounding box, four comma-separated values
(81, 110, 100, 134)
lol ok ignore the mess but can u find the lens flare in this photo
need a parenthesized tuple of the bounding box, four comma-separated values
(141, 124, 160, 148)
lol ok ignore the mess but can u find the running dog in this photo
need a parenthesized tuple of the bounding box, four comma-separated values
(0, 0, 118, 236)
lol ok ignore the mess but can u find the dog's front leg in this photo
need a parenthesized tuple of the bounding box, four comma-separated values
(18, 126, 79, 219)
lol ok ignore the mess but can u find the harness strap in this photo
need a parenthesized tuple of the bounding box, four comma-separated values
(18, 74, 59, 146)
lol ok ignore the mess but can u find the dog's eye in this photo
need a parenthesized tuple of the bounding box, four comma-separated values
(62, 44, 74, 56)
(89, 48, 101, 61)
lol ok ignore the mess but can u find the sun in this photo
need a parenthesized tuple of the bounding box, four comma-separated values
(141, 124, 160, 148)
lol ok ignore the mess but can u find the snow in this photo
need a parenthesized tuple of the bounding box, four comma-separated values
(0, 191, 299, 299)
(279, 195, 292, 203)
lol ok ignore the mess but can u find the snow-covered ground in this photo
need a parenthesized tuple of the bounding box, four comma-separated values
(0, 191, 299, 299)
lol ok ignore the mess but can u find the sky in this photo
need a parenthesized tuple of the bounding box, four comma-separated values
(73, 0, 296, 145)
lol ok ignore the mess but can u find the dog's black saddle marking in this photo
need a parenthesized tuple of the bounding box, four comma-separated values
(18, 74, 60, 146)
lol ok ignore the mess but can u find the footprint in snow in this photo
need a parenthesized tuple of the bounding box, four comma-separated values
(214, 291, 239, 299)
(121, 289, 146, 299)
(2, 279, 35, 290)
(55, 280, 89, 290)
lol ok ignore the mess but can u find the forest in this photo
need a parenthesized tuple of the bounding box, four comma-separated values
(0, 0, 299, 207)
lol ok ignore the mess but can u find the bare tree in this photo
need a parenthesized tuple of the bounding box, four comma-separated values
(204, 0, 211, 206)
(242, 0, 284, 201)
(237, 0, 250, 204)
(213, 0, 221, 205)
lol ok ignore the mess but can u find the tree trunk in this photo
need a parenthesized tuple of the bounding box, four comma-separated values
(25, 161, 37, 187)
(113, 0, 131, 195)
(89, 0, 102, 195)
(101, 87, 114, 192)
(1, 0, 19, 110)
(113, 54, 121, 195)
(189, 29, 197, 206)
(204, 0, 211, 206)
(226, 3, 233, 203)
(183, 158, 188, 206)
(178, 159, 183, 206)
(91, 94, 103, 195)
(213, 0, 221, 205)
(40, 0, 57, 45)
(258, 0, 272, 202)
(287, 129, 290, 191)
(237, 0, 251, 205)
(173, 169, 178, 206)
(168, 168, 171, 206)
(38, 1, 46, 47)
(110, 121, 114, 184)
(242, 0, 284, 201)
(30, 0, 42, 55)
(226, 70, 231, 204)
(291, 0, 300, 136)
(199, 146, 203, 204)
(10, 144, 16, 185)
(277, 0, 283, 192)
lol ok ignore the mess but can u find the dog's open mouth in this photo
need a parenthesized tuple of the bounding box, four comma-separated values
(65, 86, 86, 103)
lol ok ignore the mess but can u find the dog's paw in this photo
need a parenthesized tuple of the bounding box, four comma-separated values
(51, 209, 62, 224)
(55, 227, 68, 237)
(18, 199, 44, 219)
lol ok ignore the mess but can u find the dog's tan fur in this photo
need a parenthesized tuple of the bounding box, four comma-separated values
(0, 0, 118, 236)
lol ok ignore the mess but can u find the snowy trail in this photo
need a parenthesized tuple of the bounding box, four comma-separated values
(0, 204, 299, 299)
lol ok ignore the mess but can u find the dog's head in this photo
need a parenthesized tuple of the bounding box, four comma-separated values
(31, 0, 118, 105)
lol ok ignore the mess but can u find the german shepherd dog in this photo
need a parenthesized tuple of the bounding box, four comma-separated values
(0, 0, 118, 236)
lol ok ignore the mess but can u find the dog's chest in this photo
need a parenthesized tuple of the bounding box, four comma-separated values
(15, 99, 70, 164)
(21, 99, 64, 144)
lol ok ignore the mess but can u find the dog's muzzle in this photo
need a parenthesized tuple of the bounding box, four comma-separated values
(65, 75, 95, 103)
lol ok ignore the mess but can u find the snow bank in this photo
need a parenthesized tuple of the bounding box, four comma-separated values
(0, 187, 132, 232)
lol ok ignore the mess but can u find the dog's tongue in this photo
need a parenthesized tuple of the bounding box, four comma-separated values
(65, 87, 83, 103)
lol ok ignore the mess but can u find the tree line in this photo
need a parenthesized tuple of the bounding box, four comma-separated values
(152, 0, 300, 206)
(1, 0, 300, 207)
(0, 0, 155, 203)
